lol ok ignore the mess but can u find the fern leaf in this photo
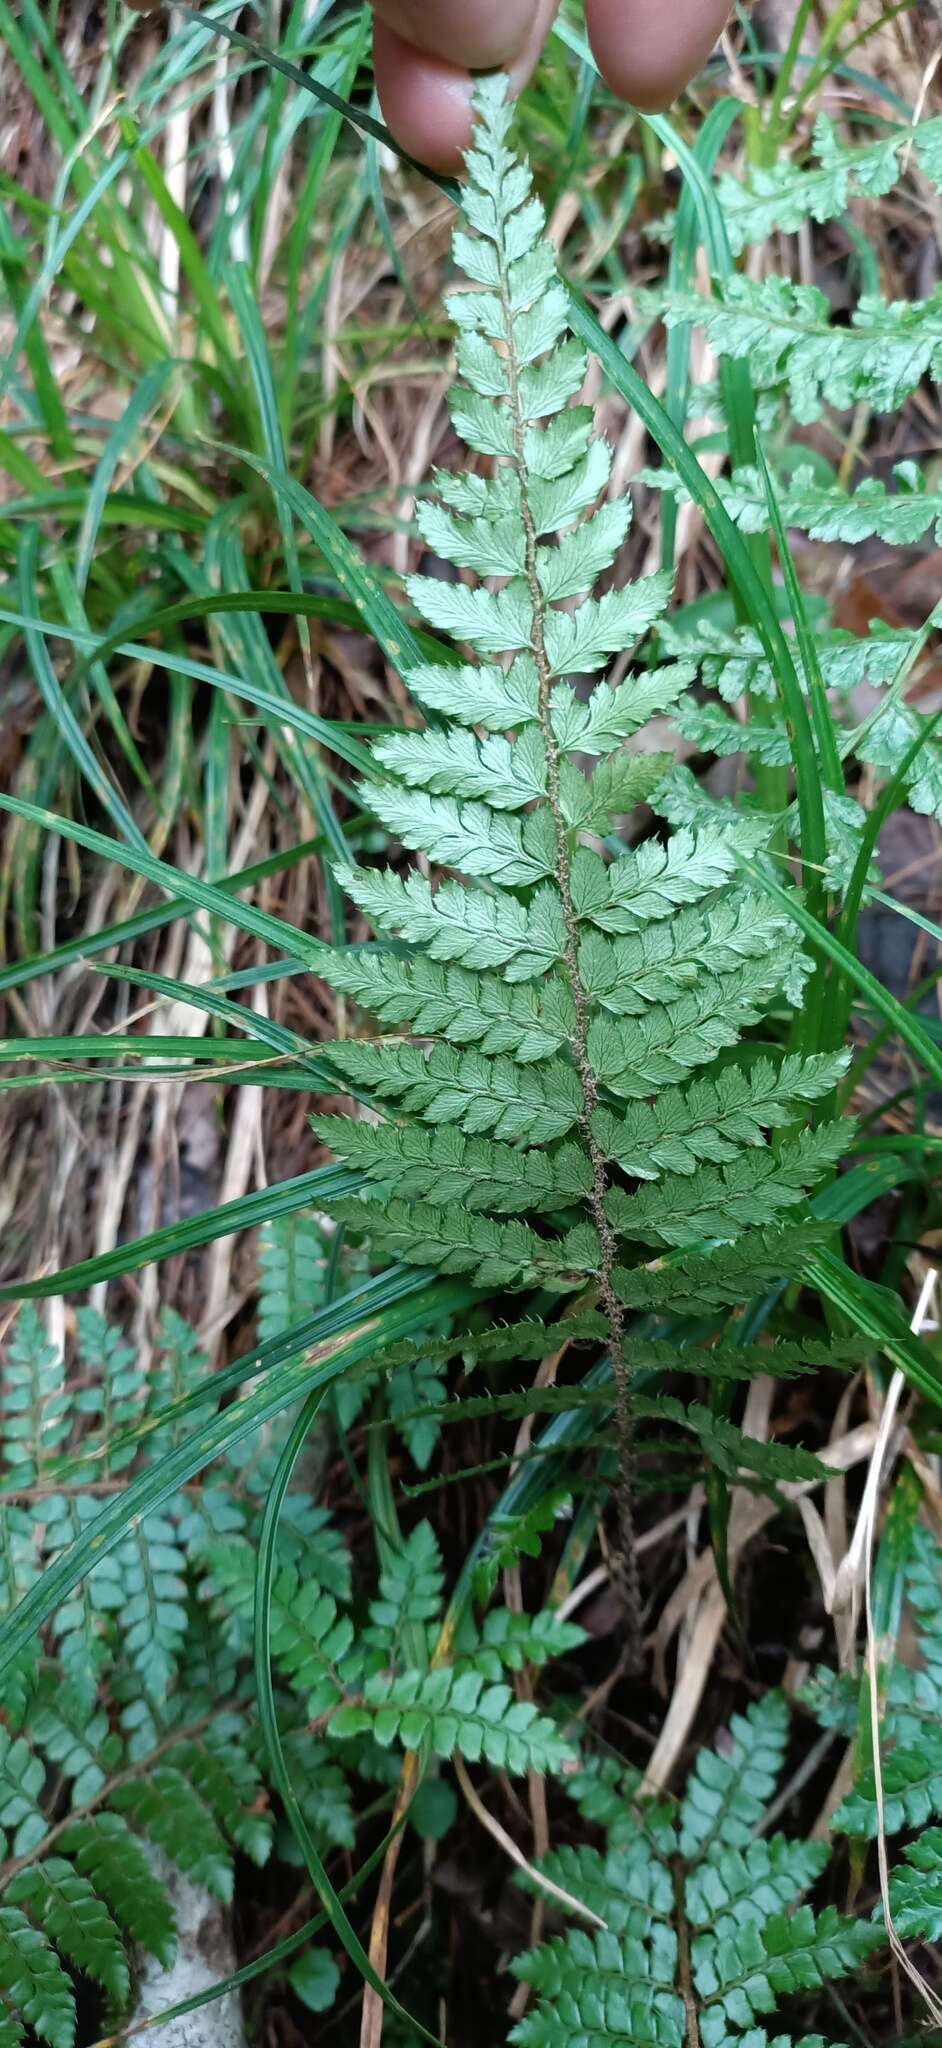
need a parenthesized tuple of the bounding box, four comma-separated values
(73, 1310, 146, 1474)
(372, 726, 547, 811)
(713, 113, 930, 253)
(1, 1309, 69, 1483)
(312, 1120, 591, 1215)
(694, 1904, 884, 2043)
(888, 1829, 942, 1940)
(685, 1835, 830, 1935)
(323, 1041, 583, 1144)
(589, 829, 739, 932)
(5, 1862, 129, 2008)
(29, 1692, 116, 1806)
(315, 953, 574, 1063)
(258, 1212, 328, 1369)
(0, 1909, 73, 2048)
(593, 1053, 847, 1178)
(585, 958, 797, 1099)
(649, 458, 942, 547)
(278, 1730, 357, 1854)
(614, 1225, 828, 1317)
(468, 1607, 586, 1677)
(328, 1195, 591, 1289)
(205, 1546, 355, 1718)
(336, 866, 567, 980)
(367, 1521, 444, 1654)
(110, 1517, 188, 1706)
(836, 1731, 942, 1836)
(642, 274, 942, 421)
(388, 1353, 448, 1471)
(165, 1740, 271, 1866)
(56, 1814, 176, 1966)
(108, 1769, 233, 1901)
(362, 782, 557, 888)
(679, 1693, 789, 1857)
(547, 663, 693, 755)
(332, 1667, 576, 1774)
(607, 1124, 847, 1247)
(407, 657, 539, 731)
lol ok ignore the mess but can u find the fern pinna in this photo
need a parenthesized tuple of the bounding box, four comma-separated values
(312, 76, 850, 1646)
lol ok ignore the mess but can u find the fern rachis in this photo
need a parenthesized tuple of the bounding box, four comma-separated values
(464, 102, 647, 1653)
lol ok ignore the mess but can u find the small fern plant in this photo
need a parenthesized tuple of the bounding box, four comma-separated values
(311, 76, 850, 1652)
(510, 1691, 886, 2048)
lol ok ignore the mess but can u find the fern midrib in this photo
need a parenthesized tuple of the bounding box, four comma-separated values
(494, 248, 642, 1658)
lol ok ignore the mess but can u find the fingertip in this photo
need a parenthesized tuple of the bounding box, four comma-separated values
(371, 0, 536, 74)
(373, 19, 475, 174)
(586, 0, 731, 111)
(373, 1, 558, 174)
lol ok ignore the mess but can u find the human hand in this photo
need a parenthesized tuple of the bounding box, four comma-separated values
(371, 0, 734, 170)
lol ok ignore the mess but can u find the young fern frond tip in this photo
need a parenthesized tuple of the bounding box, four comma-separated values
(317, 76, 850, 1652)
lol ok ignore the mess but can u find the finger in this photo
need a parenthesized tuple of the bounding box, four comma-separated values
(586, 0, 731, 110)
(374, 0, 558, 173)
(371, 0, 536, 72)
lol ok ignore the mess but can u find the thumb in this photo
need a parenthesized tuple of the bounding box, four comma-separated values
(372, 0, 558, 172)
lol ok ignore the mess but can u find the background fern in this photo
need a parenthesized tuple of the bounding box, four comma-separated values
(0, 1300, 585, 2044)
(510, 1693, 885, 2048)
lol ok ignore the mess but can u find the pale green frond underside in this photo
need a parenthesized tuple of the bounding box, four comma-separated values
(313, 75, 853, 1556)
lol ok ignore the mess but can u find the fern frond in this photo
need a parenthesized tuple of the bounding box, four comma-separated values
(648, 458, 942, 547)
(712, 113, 942, 253)
(310, 74, 853, 1652)
(641, 274, 942, 421)
(511, 1694, 884, 2048)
